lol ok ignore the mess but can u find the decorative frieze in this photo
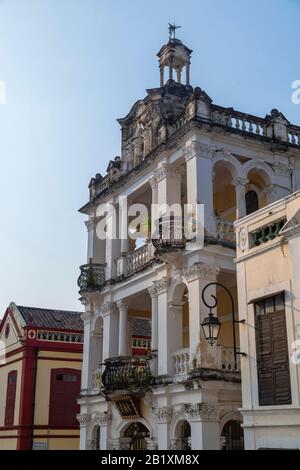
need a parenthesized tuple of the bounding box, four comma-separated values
(153, 406, 172, 423)
(148, 277, 170, 297)
(184, 403, 219, 421)
(183, 263, 219, 283)
(76, 413, 91, 427)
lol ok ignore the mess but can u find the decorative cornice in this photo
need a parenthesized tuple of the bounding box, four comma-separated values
(101, 301, 118, 318)
(153, 406, 172, 423)
(183, 263, 219, 283)
(76, 413, 91, 427)
(184, 403, 219, 421)
(148, 277, 170, 297)
(185, 142, 216, 162)
(94, 412, 112, 426)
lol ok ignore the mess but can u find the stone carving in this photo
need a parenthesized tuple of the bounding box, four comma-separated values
(76, 413, 91, 427)
(183, 263, 219, 282)
(101, 301, 118, 318)
(95, 412, 112, 426)
(155, 164, 183, 183)
(185, 142, 216, 162)
(184, 403, 219, 421)
(273, 162, 292, 177)
(169, 438, 180, 450)
(238, 227, 248, 251)
(153, 406, 172, 423)
(148, 277, 170, 297)
(231, 177, 249, 188)
(81, 311, 91, 325)
(145, 438, 158, 450)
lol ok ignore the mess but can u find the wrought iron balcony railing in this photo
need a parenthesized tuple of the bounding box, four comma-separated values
(77, 260, 105, 293)
(151, 216, 185, 252)
(101, 356, 153, 392)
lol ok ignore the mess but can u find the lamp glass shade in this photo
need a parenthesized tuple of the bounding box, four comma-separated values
(201, 314, 221, 346)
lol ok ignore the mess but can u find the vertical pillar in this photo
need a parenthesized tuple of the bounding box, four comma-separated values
(186, 62, 190, 86)
(169, 58, 173, 80)
(153, 407, 172, 450)
(98, 412, 112, 450)
(185, 142, 216, 238)
(183, 263, 219, 369)
(150, 175, 158, 239)
(148, 285, 159, 375)
(185, 404, 219, 450)
(101, 302, 119, 361)
(119, 196, 129, 254)
(78, 414, 91, 450)
(160, 65, 164, 87)
(232, 177, 248, 219)
(85, 217, 105, 263)
(117, 300, 128, 356)
(104, 201, 121, 280)
(176, 68, 182, 84)
(81, 311, 92, 390)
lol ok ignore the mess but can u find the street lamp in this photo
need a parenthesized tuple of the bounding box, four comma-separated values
(200, 282, 246, 369)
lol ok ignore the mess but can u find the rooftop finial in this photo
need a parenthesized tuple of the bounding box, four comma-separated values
(168, 22, 181, 40)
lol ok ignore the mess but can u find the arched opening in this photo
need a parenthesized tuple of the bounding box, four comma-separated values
(221, 420, 244, 450)
(174, 420, 191, 450)
(124, 422, 150, 450)
(170, 283, 190, 376)
(89, 425, 100, 450)
(213, 161, 237, 243)
(245, 189, 259, 215)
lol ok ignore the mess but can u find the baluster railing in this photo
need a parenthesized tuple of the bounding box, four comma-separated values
(101, 356, 153, 392)
(173, 348, 190, 376)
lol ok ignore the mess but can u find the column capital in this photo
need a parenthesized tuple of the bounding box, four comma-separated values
(185, 142, 216, 162)
(81, 311, 92, 325)
(153, 406, 172, 423)
(148, 277, 170, 296)
(76, 413, 91, 427)
(149, 175, 158, 190)
(184, 403, 219, 422)
(231, 177, 249, 188)
(101, 301, 118, 318)
(116, 299, 129, 310)
(95, 412, 112, 426)
(183, 263, 219, 283)
(155, 163, 183, 183)
(85, 217, 97, 232)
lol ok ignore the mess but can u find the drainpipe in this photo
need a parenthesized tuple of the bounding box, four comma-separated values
(30, 347, 38, 450)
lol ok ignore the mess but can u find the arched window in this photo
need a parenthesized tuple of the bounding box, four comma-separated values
(179, 420, 191, 450)
(245, 190, 259, 215)
(221, 420, 244, 450)
(5, 370, 17, 426)
(124, 422, 150, 450)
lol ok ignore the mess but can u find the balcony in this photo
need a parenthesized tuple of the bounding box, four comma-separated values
(77, 260, 105, 293)
(116, 242, 155, 277)
(101, 356, 153, 393)
(173, 348, 190, 380)
(152, 216, 185, 253)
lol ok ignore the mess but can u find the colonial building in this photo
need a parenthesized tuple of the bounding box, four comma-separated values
(235, 190, 300, 449)
(77, 32, 300, 450)
(0, 303, 83, 450)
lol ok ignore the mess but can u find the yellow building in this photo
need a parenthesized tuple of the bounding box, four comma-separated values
(0, 303, 83, 450)
(235, 190, 300, 449)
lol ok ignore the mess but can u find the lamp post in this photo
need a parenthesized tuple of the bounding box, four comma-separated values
(200, 282, 246, 370)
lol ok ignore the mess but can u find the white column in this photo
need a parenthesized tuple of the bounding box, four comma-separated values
(98, 412, 112, 450)
(232, 177, 248, 219)
(185, 142, 216, 238)
(150, 175, 158, 238)
(102, 302, 119, 360)
(81, 311, 92, 390)
(185, 404, 219, 450)
(104, 201, 121, 280)
(117, 300, 128, 356)
(148, 285, 159, 375)
(156, 163, 182, 212)
(119, 196, 129, 254)
(78, 414, 91, 450)
(184, 263, 219, 369)
(153, 407, 172, 450)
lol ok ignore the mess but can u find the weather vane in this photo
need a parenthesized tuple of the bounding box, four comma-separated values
(168, 22, 181, 40)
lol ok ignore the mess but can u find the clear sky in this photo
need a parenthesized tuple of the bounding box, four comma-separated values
(0, 0, 299, 316)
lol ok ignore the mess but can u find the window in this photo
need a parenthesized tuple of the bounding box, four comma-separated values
(245, 190, 259, 215)
(5, 371, 17, 426)
(49, 368, 81, 427)
(255, 293, 291, 406)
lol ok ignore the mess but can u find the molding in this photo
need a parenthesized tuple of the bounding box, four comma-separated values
(81, 311, 91, 325)
(184, 403, 219, 421)
(232, 177, 249, 187)
(95, 412, 112, 426)
(155, 164, 183, 183)
(183, 263, 219, 282)
(153, 406, 172, 423)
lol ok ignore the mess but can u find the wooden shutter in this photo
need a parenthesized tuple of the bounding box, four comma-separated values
(49, 368, 81, 427)
(255, 293, 291, 406)
(5, 370, 17, 426)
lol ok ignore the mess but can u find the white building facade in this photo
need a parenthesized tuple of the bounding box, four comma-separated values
(77, 35, 300, 450)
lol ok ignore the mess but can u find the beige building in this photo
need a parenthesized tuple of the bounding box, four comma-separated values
(235, 190, 300, 449)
